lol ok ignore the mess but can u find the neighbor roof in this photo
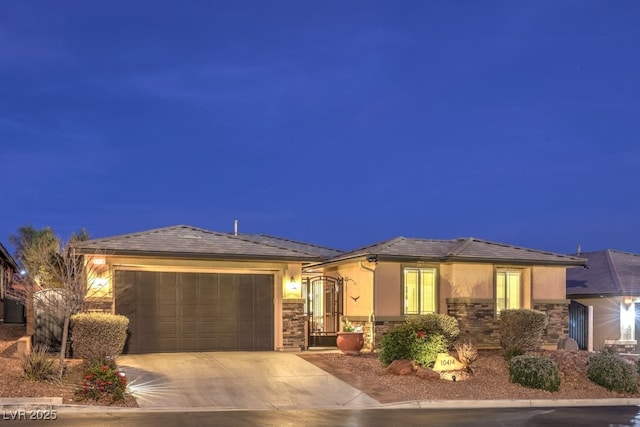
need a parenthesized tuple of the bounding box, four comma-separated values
(0, 242, 18, 270)
(72, 225, 339, 262)
(566, 249, 640, 296)
(306, 237, 587, 268)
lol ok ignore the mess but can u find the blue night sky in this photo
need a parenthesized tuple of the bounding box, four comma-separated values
(1, 1, 639, 255)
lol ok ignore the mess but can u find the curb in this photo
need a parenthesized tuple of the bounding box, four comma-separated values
(380, 398, 640, 409)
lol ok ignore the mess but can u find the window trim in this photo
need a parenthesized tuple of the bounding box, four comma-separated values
(495, 267, 523, 315)
(402, 265, 438, 315)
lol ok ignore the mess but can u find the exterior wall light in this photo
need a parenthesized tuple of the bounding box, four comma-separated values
(284, 276, 301, 299)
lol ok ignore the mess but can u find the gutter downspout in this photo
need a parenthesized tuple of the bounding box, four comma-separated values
(360, 260, 376, 351)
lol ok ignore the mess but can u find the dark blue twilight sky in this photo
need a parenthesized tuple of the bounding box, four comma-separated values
(1, 1, 639, 255)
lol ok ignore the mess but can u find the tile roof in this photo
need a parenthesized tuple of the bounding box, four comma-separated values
(307, 237, 587, 267)
(235, 234, 343, 259)
(566, 249, 640, 296)
(72, 225, 333, 261)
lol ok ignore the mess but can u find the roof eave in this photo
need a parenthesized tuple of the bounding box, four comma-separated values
(444, 256, 587, 267)
(78, 249, 321, 263)
(304, 254, 587, 269)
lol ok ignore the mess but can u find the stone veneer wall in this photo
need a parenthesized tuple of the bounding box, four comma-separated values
(533, 301, 569, 348)
(345, 300, 570, 351)
(446, 299, 501, 348)
(373, 320, 405, 349)
(282, 300, 305, 350)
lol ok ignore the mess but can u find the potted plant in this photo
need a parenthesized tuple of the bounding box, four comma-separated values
(336, 318, 364, 355)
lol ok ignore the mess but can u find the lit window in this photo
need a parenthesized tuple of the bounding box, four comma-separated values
(496, 270, 521, 313)
(404, 268, 436, 314)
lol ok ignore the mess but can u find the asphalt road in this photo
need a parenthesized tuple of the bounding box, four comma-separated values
(2, 406, 640, 427)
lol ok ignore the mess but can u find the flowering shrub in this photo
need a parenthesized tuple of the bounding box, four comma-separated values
(342, 318, 356, 332)
(77, 364, 127, 402)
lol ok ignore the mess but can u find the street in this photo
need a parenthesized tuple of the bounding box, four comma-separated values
(3, 406, 640, 427)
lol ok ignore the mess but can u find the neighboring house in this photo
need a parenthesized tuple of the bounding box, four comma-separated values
(0, 241, 25, 325)
(304, 237, 586, 350)
(567, 249, 640, 353)
(72, 225, 342, 354)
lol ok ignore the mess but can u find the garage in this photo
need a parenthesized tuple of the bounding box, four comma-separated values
(115, 270, 274, 353)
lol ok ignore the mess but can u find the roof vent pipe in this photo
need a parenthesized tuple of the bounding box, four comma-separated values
(234, 219, 238, 236)
(577, 244, 581, 255)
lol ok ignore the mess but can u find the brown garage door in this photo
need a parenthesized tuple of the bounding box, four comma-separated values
(115, 271, 274, 353)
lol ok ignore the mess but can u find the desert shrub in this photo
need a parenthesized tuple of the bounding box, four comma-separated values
(22, 345, 57, 381)
(499, 309, 548, 360)
(71, 313, 129, 367)
(379, 317, 454, 368)
(411, 333, 448, 368)
(587, 349, 638, 394)
(405, 313, 460, 347)
(454, 340, 478, 373)
(509, 355, 560, 392)
(379, 324, 415, 366)
(76, 363, 127, 402)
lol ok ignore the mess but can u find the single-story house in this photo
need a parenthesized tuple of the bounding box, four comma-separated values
(72, 225, 342, 353)
(73, 225, 587, 353)
(567, 249, 640, 353)
(0, 241, 25, 325)
(304, 237, 587, 350)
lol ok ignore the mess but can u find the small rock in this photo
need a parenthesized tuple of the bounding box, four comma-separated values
(414, 366, 440, 381)
(385, 359, 414, 375)
(557, 337, 579, 351)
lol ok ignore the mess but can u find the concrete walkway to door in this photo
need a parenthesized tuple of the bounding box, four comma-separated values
(117, 352, 379, 409)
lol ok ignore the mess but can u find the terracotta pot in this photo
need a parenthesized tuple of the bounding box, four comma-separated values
(336, 332, 364, 355)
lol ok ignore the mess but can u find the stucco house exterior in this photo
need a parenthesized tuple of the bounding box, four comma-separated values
(304, 237, 587, 350)
(73, 225, 586, 353)
(567, 249, 640, 353)
(72, 225, 342, 354)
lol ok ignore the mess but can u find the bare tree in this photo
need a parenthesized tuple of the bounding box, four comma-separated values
(8, 227, 109, 378)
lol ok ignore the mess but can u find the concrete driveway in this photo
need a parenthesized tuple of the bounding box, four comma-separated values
(117, 352, 380, 409)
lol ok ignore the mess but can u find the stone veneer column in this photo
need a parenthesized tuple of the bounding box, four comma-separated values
(372, 320, 405, 349)
(533, 300, 569, 348)
(282, 300, 305, 350)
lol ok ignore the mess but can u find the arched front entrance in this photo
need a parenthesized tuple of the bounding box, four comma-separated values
(305, 276, 343, 347)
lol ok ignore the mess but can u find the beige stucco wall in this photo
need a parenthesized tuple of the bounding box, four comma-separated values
(444, 263, 493, 300)
(532, 266, 566, 300)
(320, 261, 376, 320)
(85, 254, 304, 351)
(317, 259, 572, 319)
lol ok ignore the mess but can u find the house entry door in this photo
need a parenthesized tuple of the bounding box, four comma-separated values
(306, 276, 343, 347)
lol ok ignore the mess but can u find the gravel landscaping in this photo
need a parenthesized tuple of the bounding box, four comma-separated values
(305, 349, 640, 403)
(0, 325, 137, 407)
(3, 323, 640, 406)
